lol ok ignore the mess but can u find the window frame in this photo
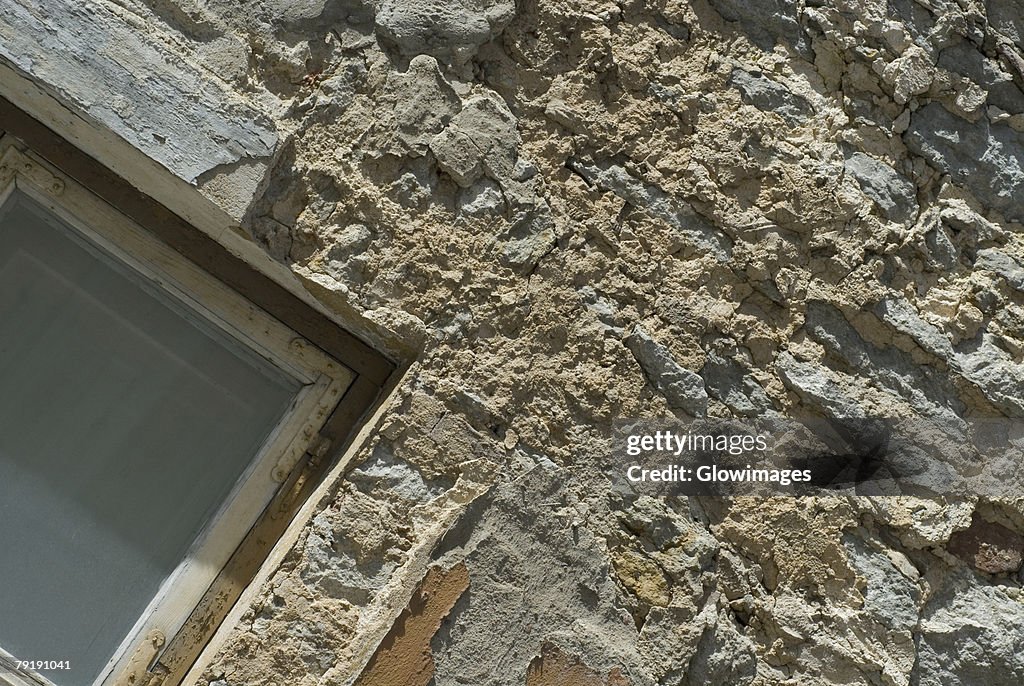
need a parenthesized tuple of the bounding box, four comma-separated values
(0, 138, 353, 686)
(0, 100, 395, 686)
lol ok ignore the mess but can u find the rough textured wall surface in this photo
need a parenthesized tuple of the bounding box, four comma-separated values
(27, 0, 1024, 684)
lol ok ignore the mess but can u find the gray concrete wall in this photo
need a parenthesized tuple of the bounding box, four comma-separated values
(3, 1, 1024, 685)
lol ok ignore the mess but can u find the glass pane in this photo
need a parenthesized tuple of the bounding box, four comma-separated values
(0, 192, 301, 686)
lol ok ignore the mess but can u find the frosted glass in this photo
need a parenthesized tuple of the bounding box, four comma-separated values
(0, 193, 301, 686)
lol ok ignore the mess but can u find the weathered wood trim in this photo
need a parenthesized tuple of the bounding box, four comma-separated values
(0, 97, 400, 686)
(151, 374, 394, 686)
(0, 95, 396, 385)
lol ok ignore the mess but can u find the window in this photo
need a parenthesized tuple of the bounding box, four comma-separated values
(0, 109, 392, 686)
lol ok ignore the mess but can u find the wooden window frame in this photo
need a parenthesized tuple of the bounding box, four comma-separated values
(0, 99, 395, 686)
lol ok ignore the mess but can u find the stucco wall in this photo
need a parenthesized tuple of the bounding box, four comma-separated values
(4, 1, 1024, 685)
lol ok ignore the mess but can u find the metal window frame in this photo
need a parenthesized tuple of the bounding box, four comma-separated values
(0, 98, 396, 686)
